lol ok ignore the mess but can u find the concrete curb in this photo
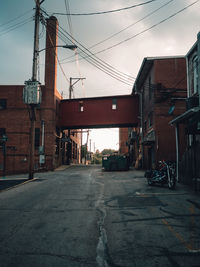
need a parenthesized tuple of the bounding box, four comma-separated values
(0, 178, 37, 193)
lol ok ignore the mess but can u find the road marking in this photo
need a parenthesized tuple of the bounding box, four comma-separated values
(162, 218, 193, 251)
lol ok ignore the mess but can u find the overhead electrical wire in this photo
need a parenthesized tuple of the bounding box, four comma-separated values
(93, 0, 200, 54)
(44, 21, 133, 86)
(0, 8, 33, 27)
(41, 14, 135, 86)
(0, 17, 33, 37)
(53, 0, 159, 16)
(60, 0, 173, 64)
(62, 0, 200, 65)
(64, 0, 86, 97)
(41, 0, 199, 86)
(61, 23, 136, 81)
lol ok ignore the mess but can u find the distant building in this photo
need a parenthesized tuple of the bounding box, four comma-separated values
(0, 16, 81, 175)
(170, 33, 200, 189)
(132, 56, 187, 169)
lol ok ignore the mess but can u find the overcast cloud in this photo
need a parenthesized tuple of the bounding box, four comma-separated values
(1, 0, 200, 97)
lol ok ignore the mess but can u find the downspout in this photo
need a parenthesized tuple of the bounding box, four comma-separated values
(136, 88, 144, 169)
(175, 124, 180, 182)
(197, 32, 200, 107)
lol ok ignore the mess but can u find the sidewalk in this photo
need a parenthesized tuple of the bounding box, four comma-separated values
(0, 176, 30, 192)
(0, 165, 72, 192)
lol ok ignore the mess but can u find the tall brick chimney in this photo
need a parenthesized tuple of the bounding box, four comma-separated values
(45, 16, 58, 95)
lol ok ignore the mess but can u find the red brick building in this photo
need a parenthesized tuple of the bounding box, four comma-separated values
(170, 33, 200, 188)
(0, 16, 81, 175)
(132, 56, 187, 169)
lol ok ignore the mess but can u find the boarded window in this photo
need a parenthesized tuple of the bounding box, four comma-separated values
(112, 98, 117, 110)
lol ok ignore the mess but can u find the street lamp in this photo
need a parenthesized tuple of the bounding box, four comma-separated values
(37, 44, 77, 53)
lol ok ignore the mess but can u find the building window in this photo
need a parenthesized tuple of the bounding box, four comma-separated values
(0, 128, 6, 138)
(35, 128, 40, 148)
(0, 99, 7, 110)
(0, 128, 6, 147)
(79, 102, 84, 112)
(112, 98, 117, 110)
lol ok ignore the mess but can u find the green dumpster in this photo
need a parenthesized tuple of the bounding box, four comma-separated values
(102, 154, 129, 171)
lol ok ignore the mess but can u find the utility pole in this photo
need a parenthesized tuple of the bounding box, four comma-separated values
(80, 129, 82, 164)
(29, 0, 40, 179)
(85, 130, 89, 164)
(197, 32, 200, 108)
(69, 77, 86, 99)
(23, 0, 42, 179)
(66, 77, 86, 165)
(93, 142, 95, 153)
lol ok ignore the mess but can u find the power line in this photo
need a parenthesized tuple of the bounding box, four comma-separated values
(0, 9, 33, 27)
(63, 0, 200, 64)
(0, 17, 33, 37)
(42, 16, 135, 85)
(56, 30, 134, 85)
(53, 0, 159, 16)
(64, 0, 86, 97)
(57, 22, 135, 81)
(88, 0, 200, 55)
(60, 0, 173, 64)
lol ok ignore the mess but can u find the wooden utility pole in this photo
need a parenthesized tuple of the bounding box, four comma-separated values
(28, 0, 41, 179)
(66, 77, 86, 165)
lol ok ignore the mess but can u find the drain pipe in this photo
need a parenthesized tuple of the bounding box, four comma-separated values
(135, 87, 144, 169)
(197, 32, 200, 108)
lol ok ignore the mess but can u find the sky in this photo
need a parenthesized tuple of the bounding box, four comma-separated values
(1, 0, 200, 152)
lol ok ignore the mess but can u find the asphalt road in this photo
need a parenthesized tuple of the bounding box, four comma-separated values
(0, 165, 200, 267)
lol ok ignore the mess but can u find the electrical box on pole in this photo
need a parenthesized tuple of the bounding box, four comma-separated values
(23, 80, 42, 105)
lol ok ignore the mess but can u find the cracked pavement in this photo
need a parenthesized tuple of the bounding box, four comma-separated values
(0, 165, 200, 266)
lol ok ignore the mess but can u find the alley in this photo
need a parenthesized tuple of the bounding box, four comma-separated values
(0, 165, 200, 266)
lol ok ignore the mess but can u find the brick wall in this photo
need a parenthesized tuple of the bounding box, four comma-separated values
(141, 57, 187, 169)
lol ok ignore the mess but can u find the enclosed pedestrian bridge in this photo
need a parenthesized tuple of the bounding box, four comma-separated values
(59, 94, 139, 129)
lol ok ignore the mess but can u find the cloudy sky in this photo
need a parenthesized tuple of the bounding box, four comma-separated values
(1, 0, 200, 151)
